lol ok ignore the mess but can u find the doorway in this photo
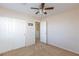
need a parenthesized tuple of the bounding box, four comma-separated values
(35, 22, 40, 48)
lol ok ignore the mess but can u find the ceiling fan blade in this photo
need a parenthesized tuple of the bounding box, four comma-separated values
(35, 11, 39, 14)
(45, 7, 54, 10)
(31, 7, 39, 10)
(44, 12, 47, 14)
(41, 3, 45, 9)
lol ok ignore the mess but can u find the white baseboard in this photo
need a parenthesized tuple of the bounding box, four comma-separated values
(47, 43, 79, 55)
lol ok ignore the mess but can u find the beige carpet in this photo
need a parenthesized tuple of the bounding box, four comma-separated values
(0, 43, 79, 56)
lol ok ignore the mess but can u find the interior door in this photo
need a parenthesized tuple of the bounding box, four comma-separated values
(40, 20, 47, 43)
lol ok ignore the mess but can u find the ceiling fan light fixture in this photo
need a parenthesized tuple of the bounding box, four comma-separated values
(43, 10, 46, 12)
(31, 3, 54, 15)
(39, 9, 43, 14)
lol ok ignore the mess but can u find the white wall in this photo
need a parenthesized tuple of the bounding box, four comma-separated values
(25, 20, 35, 47)
(0, 7, 37, 53)
(45, 7, 79, 54)
(40, 19, 47, 43)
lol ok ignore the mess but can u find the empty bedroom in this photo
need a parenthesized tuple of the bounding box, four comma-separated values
(0, 3, 79, 56)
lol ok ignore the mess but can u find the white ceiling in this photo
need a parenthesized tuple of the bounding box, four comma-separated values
(0, 3, 79, 19)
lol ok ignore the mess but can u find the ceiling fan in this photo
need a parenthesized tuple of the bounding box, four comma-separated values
(31, 3, 54, 15)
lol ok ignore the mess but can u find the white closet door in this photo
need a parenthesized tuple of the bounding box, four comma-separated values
(0, 17, 26, 53)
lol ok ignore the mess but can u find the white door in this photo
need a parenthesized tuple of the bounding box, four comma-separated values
(40, 20, 47, 43)
(0, 17, 26, 53)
